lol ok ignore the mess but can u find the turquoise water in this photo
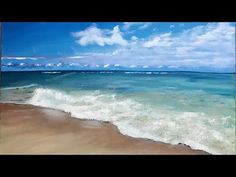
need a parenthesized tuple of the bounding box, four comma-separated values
(0, 71, 235, 154)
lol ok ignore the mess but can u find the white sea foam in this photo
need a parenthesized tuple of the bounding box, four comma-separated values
(0, 84, 37, 90)
(99, 71, 113, 74)
(42, 71, 61, 74)
(124, 71, 154, 75)
(27, 88, 235, 154)
(159, 72, 168, 74)
(45, 72, 76, 81)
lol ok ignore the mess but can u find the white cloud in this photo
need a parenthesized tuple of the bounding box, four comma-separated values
(190, 23, 234, 50)
(15, 57, 27, 60)
(152, 28, 158, 32)
(140, 23, 234, 69)
(129, 65, 137, 68)
(123, 22, 152, 30)
(56, 63, 62, 67)
(143, 37, 161, 48)
(2, 56, 44, 60)
(130, 36, 138, 45)
(170, 25, 175, 29)
(70, 23, 235, 72)
(176, 47, 195, 55)
(67, 56, 84, 59)
(168, 65, 179, 69)
(104, 64, 110, 68)
(139, 23, 152, 30)
(72, 25, 128, 46)
(143, 33, 173, 48)
(7, 62, 13, 66)
(131, 36, 138, 41)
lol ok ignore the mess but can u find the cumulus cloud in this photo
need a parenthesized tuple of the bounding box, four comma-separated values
(139, 23, 235, 69)
(77, 22, 234, 71)
(72, 25, 128, 46)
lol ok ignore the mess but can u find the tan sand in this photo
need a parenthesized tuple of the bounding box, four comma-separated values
(0, 103, 209, 154)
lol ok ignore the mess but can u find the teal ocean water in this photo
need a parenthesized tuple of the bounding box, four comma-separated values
(1, 71, 235, 154)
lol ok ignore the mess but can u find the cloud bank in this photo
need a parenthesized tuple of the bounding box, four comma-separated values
(71, 22, 235, 72)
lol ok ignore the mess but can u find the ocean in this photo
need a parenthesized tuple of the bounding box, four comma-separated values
(0, 71, 235, 154)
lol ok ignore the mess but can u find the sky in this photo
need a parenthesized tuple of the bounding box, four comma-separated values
(1, 22, 235, 72)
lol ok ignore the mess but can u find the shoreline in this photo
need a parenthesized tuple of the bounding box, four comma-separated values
(0, 103, 209, 154)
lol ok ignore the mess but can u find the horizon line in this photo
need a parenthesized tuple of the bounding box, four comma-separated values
(1, 69, 235, 74)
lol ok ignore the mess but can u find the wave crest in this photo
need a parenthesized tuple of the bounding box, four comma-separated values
(27, 88, 235, 154)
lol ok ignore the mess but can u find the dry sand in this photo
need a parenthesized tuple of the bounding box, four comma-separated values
(0, 103, 209, 154)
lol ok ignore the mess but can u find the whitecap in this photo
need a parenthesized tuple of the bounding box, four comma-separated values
(0, 84, 37, 90)
(26, 88, 235, 154)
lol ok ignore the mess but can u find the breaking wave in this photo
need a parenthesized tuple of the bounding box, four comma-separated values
(26, 88, 235, 154)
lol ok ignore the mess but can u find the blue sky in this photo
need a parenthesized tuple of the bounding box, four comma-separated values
(2, 22, 235, 72)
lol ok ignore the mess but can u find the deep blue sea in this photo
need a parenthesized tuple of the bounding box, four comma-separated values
(1, 71, 235, 154)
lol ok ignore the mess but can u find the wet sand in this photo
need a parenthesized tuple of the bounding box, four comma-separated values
(0, 103, 209, 154)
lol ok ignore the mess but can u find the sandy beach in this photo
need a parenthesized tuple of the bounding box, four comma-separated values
(0, 103, 209, 154)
